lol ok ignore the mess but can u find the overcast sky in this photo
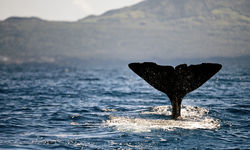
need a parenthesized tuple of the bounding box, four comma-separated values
(0, 0, 144, 21)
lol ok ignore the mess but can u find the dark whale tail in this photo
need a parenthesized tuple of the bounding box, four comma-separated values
(128, 62, 222, 119)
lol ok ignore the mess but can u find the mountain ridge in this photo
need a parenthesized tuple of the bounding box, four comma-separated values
(0, 0, 249, 64)
(80, 0, 250, 23)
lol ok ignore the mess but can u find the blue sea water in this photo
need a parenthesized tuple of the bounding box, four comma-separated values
(0, 62, 249, 149)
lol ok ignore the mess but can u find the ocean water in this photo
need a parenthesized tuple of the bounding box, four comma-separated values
(0, 62, 249, 149)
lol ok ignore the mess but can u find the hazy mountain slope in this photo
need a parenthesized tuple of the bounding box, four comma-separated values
(0, 0, 249, 64)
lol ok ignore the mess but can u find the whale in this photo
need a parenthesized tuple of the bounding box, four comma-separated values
(128, 62, 222, 119)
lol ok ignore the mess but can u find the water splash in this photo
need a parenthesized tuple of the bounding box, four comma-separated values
(104, 105, 220, 132)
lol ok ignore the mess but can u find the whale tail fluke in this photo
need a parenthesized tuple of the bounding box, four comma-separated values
(128, 62, 222, 119)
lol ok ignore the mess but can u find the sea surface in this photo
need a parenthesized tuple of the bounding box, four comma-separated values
(0, 62, 249, 149)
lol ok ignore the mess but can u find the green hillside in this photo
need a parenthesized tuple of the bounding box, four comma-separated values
(0, 0, 249, 64)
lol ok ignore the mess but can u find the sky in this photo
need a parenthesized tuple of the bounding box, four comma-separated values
(0, 0, 144, 21)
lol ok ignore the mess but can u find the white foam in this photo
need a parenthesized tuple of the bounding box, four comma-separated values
(104, 105, 220, 132)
